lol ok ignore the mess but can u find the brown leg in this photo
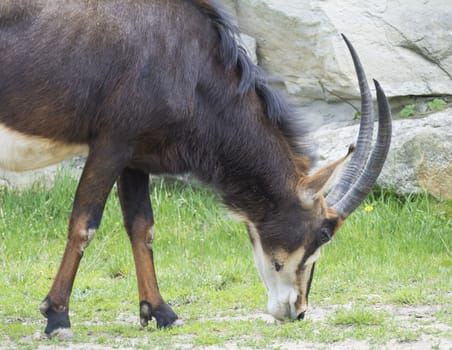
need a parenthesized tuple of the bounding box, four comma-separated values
(117, 168, 178, 328)
(40, 145, 128, 338)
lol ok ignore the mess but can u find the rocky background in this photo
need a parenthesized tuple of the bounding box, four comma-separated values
(1, 0, 451, 198)
(231, 0, 452, 199)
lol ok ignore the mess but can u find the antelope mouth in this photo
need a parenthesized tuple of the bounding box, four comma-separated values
(297, 312, 305, 320)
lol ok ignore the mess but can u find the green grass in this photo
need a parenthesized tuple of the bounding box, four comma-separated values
(330, 307, 387, 327)
(0, 174, 451, 348)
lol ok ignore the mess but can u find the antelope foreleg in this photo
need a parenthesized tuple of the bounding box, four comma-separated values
(40, 145, 129, 338)
(117, 168, 178, 329)
(39, 216, 97, 338)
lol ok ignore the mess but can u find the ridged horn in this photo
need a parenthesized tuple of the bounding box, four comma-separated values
(332, 80, 392, 218)
(326, 34, 374, 206)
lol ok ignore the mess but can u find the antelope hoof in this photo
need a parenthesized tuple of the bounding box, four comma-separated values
(139, 301, 178, 329)
(40, 297, 72, 339)
(46, 327, 74, 340)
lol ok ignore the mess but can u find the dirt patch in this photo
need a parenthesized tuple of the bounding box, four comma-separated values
(198, 303, 451, 350)
(1, 303, 450, 350)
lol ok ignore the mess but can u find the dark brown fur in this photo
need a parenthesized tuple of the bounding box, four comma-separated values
(0, 0, 318, 224)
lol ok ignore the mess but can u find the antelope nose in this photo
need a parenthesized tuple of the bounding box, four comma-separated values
(297, 312, 305, 320)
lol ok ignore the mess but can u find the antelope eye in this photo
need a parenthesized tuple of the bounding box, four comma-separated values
(274, 261, 283, 272)
(320, 227, 332, 243)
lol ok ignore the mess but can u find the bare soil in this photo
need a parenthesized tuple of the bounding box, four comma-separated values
(2, 303, 451, 349)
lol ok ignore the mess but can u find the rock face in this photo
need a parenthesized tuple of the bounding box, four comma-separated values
(313, 108, 452, 199)
(0, 158, 84, 190)
(234, 0, 452, 123)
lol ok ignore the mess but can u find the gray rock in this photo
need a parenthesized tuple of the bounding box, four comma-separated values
(313, 108, 452, 199)
(234, 0, 452, 122)
(240, 33, 258, 64)
(0, 166, 58, 189)
(0, 157, 84, 190)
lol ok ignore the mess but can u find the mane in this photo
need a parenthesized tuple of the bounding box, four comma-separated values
(191, 0, 316, 171)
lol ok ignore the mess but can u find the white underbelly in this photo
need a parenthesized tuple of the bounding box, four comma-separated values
(0, 123, 89, 172)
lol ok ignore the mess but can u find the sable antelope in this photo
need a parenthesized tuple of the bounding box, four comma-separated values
(0, 0, 391, 338)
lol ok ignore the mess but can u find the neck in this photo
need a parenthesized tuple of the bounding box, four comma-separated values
(189, 99, 300, 221)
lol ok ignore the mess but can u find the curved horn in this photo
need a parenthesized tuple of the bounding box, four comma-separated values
(326, 34, 374, 206)
(332, 80, 392, 218)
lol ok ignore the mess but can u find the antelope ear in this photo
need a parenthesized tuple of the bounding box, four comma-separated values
(298, 145, 354, 209)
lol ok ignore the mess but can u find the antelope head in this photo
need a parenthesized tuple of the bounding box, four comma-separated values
(249, 35, 392, 321)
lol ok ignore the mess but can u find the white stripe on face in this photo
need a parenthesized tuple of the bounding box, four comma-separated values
(304, 248, 321, 266)
(247, 222, 313, 320)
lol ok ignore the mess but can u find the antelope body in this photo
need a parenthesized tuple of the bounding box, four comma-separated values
(0, 0, 391, 337)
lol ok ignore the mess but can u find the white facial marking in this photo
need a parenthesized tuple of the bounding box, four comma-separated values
(227, 209, 248, 223)
(0, 124, 88, 172)
(304, 248, 321, 266)
(247, 222, 308, 320)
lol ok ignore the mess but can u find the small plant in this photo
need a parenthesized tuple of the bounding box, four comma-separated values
(330, 307, 386, 326)
(427, 98, 446, 112)
(399, 104, 416, 118)
(396, 330, 420, 343)
(390, 288, 423, 305)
